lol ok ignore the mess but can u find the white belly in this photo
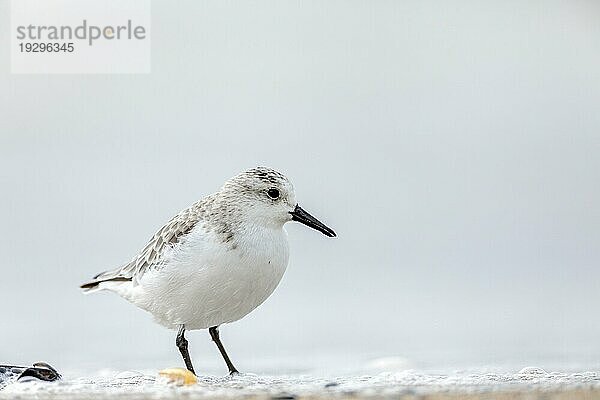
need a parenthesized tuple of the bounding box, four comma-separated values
(120, 226, 289, 330)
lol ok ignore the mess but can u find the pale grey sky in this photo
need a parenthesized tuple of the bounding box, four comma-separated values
(1, 0, 599, 373)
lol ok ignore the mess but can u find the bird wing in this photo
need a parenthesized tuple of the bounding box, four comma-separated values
(83, 202, 203, 288)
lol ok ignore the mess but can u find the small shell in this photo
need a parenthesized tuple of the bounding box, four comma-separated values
(158, 368, 198, 386)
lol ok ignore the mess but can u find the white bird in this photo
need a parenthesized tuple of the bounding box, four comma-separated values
(80, 167, 336, 375)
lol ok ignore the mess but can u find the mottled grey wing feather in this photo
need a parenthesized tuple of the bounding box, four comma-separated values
(94, 202, 203, 283)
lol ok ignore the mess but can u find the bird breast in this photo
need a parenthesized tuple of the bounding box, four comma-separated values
(136, 224, 290, 329)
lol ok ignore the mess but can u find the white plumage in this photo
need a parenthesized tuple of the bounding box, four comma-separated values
(108, 220, 289, 330)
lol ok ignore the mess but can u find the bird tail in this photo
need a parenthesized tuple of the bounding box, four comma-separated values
(80, 276, 132, 293)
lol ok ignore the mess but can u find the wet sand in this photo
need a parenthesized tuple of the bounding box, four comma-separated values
(2, 388, 600, 400)
(2, 367, 600, 400)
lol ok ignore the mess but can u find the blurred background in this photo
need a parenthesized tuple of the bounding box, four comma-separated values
(1, 0, 599, 374)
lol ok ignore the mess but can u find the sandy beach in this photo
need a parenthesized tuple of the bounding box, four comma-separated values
(2, 368, 600, 400)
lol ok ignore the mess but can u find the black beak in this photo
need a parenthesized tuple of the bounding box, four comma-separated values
(290, 205, 336, 237)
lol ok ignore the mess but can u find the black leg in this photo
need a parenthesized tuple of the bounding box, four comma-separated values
(176, 325, 196, 375)
(209, 326, 239, 374)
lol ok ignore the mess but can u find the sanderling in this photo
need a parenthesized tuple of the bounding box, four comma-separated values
(80, 167, 336, 375)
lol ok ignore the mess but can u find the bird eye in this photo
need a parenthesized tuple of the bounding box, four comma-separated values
(267, 188, 280, 199)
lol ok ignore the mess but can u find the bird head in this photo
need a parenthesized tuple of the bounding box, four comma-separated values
(221, 166, 336, 237)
